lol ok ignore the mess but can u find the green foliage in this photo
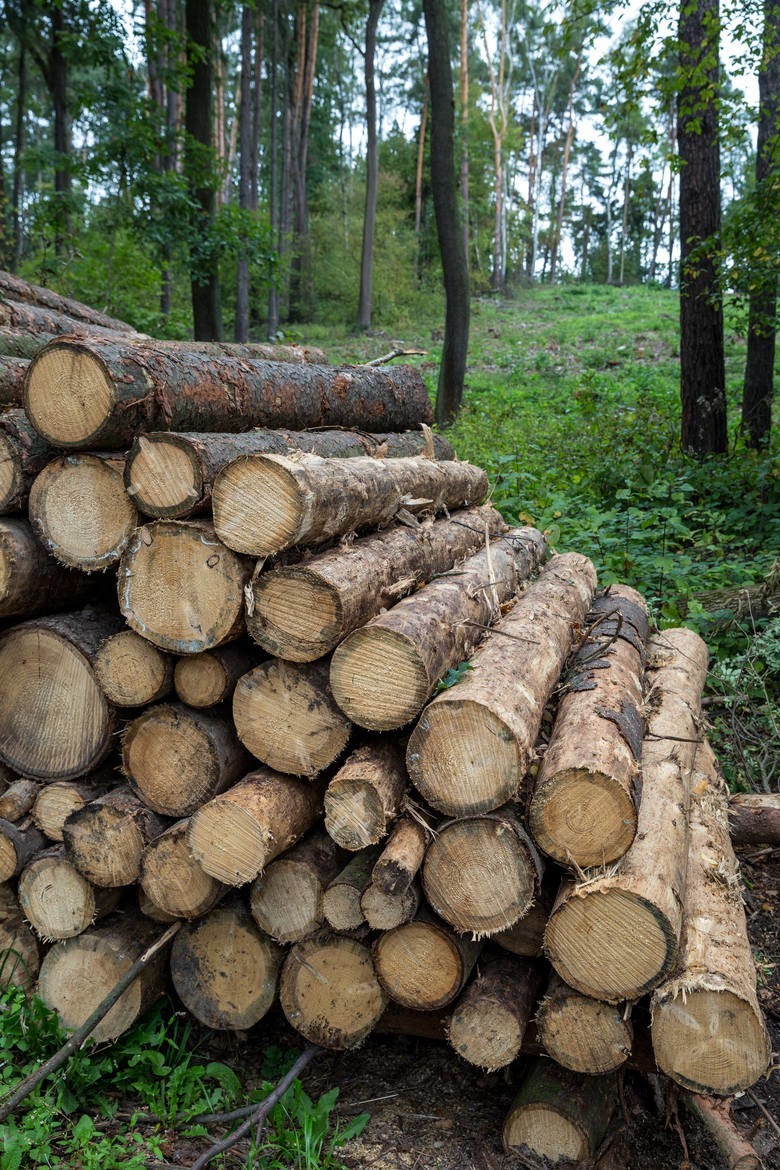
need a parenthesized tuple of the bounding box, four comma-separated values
(257, 1082, 369, 1170)
(435, 661, 475, 691)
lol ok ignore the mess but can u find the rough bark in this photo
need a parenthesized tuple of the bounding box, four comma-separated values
(0, 296, 142, 340)
(0, 327, 58, 359)
(729, 792, 780, 847)
(0, 269, 134, 333)
(407, 552, 597, 816)
(0, 779, 41, 822)
(0, 408, 56, 515)
(502, 1060, 616, 1162)
(0, 519, 95, 619)
(330, 527, 548, 732)
(249, 830, 342, 943)
(139, 819, 229, 920)
(247, 505, 506, 662)
(0, 818, 48, 882)
(447, 956, 541, 1072)
(322, 847, 381, 931)
(212, 452, 487, 557)
(372, 908, 482, 1010)
(324, 743, 407, 850)
(18, 847, 120, 939)
(173, 643, 261, 708)
(545, 628, 709, 1003)
(356, 0, 385, 331)
(528, 584, 649, 866)
(371, 814, 429, 896)
(24, 337, 433, 449)
(31, 774, 117, 843)
(0, 355, 28, 405)
(93, 631, 174, 708)
(535, 971, 634, 1074)
(62, 785, 168, 888)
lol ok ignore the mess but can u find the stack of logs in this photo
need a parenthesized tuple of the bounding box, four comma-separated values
(0, 270, 774, 1168)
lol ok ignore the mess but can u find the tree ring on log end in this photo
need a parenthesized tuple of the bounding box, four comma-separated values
(125, 435, 203, 518)
(187, 801, 269, 885)
(529, 768, 638, 868)
(123, 706, 222, 817)
(373, 920, 465, 1010)
(280, 932, 387, 1049)
(38, 936, 144, 1042)
(18, 857, 98, 939)
(330, 627, 429, 731)
(25, 343, 114, 448)
(212, 455, 304, 556)
(94, 631, 171, 707)
(503, 1103, 589, 1162)
(173, 653, 228, 707)
(536, 992, 632, 1074)
(0, 433, 21, 509)
(448, 998, 524, 1071)
(248, 570, 342, 662)
(250, 860, 323, 943)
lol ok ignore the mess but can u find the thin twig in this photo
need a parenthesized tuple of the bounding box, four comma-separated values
(364, 348, 427, 366)
(747, 1088, 780, 1138)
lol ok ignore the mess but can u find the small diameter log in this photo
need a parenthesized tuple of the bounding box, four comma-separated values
(494, 896, 553, 959)
(0, 818, 48, 881)
(94, 630, 174, 708)
(18, 847, 120, 939)
(0, 270, 135, 332)
(29, 453, 137, 571)
(535, 972, 633, 1075)
(0, 355, 28, 406)
(447, 956, 541, 1072)
(37, 914, 172, 1043)
(544, 628, 709, 1004)
(122, 703, 250, 817)
(233, 659, 351, 778)
(0, 779, 42, 822)
(360, 880, 420, 931)
(0, 606, 124, 779)
(249, 831, 342, 943)
(24, 337, 432, 449)
(683, 1094, 762, 1170)
(324, 742, 407, 850)
(0, 326, 57, 359)
(423, 808, 543, 936)
(247, 505, 506, 663)
(528, 584, 649, 867)
(212, 452, 487, 558)
(372, 909, 482, 1011)
(125, 427, 454, 521)
(280, 930, 388, 1049)
(651, 742, 771, 1095)
(331, 527, 548, 732)
(62, 785, 168, 887)
(0, 907, 40, 990)
(0, 297, 137, 338)
(0, 518, 95, 619)
(170, 898, 282, 1030)
(138, 888, 178, 923)
(139, 819, 229, 920)
(407, 553, 598, 817)
(187, 768, 322, 885)
(502, 1060, 616, 1164)
(32, 774, 117, 842)
(372, 814, 428, 896)
(322, 847, 381, 931)
(0, 408, 55, 514)
(729, 792, 780, 847)
(118, 521, 251, 654)
(173, 643, 260, 708)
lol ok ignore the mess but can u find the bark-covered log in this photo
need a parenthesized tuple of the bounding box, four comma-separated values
(502, 1061, 616, 1163)
(407, 553, 597, 817)
(36, 914, 172, 1042)
(0, 326, 57, 359)
(324, 742, 407, 850)
(187, 768, 322, 885)
(173, 643, 261, 708)
(247, 505, 506, 662)
(118, 520, 252, 654)
(0, 297, 139, 339)
(280, 930, 388, 1049)
(0, 518, 96, 619)
(447, 956, 541, 1072)
(18, 847, 120, 939)
(139, 819, 228, 921)
(535, 971, 633, 1074)
(651, 741, 771, 1095)
(170, 898, 282, 1030)
(0, 355, 28, 405)
(544, 628, 709, 1003)
(0, 779, 41, 822)
(0, 408, 55, 514)
(94, 631, 174, 708)
(122, 703, 250, 817)
(31, 773, 117, 842)
(0, 817, 48, 881)
(371, 814, 429, 896)
(0, 269, 136, 332)
(529, 584, 649, 867)
(62, 785, 168, 888)
(372, 909, 482, 1010)
(249, 831, 342, 943)
(729, 792, 780, 847)
(322, 847, 381, 931)
(24, 336, 433, 449)
(423, 808, 544, 935)
(0, 903, 41, 990)
(360, 878, 420, 931)
(212, 451, 487, 557)
(330, 527, 548, 731)
(493, 897, 549, 959)
(683, 1094, 762, 1170)
(29, 452, 137, 571)
(0, 606, 123, 779)
(233, 659, 352, 778)
(125, 427, 454, 520)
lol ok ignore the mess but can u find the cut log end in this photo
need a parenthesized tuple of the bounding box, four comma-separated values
(29, 454, 136, 571)
(126, 435, 202, 518)
(247, 570, 341, 662)
(529, 768, 638, 868)
(139, 822, 227, 920)
(448, 998, 525, 1072)
(0, 915, 40, 990)
(324, 780, 388, 851)
(25, 343, 114, 448)
(187, 801, 268, 885)
(536, 986, 633, 1074)
(330, 627, 428, 731)
(250, 862, 322, 943)
(373, 919, 476, 1011)
(503, 1102, 592, 1162)
(173, 654, 230, 707)
(361, 882, 419, 931)
(18, 855, 118, 940)
(213, 455, 303, 556)
(94, 631, 172, 707)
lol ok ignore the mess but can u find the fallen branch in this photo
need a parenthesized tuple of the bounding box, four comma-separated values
(364, 348, 427, 366)
(683, 1092, 762, 1170)
(0, 921, 181, 1123)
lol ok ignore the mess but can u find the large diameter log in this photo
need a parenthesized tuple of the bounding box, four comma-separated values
(0, 906, 40, 990)
(62, 785, 168, 887)
(322, 847, 381, 931)
(0, 818, 48, 881)
(187, 768, 322, 885)
(0, 408, 55, 514)
(247, 505, 506, 662)
(213, 451, 487, 558)
(0, 518, 95, 618)
(173, 643, 261, 708)
(407, 553, 597, 817)
(0, 355, 28, 406)
(0, 326, 58, 359)
(0, 606, 123, 779)
(371, 814, 428, 896)
(37, 915, 171, 1042)
(139, 820, 228, 920)
(372, 909, 482, 1011)
(94, 630, 174, 708)
(502, 1061, 616, 1163)
(122, 703, 250, 817)
(249, 831, 342, 943)
(170, 898, 282, 1030)
(324, 742, 407, 850)
(232, 659, 351, 778)
(535, 972, 633, 1075)
(528, 585, 649, 866)
(423, 809, 543, 935)
(125, 427, 454, 521)
(447, 956, 541, 1072)
(18, 847, 120, 939)
(0, 779, 42, 822)
(330, 527, 548, 732)
(729, 792, 780, 847)
(280, 930, 388, 1049)
(29, 452, 137, 571)
(118, 521, 251, 654)
(651, 742, 771, 1095)
(0, 269, 136, 332)
(544, 628, 709, 1003)
(31, 773, 117, 842)
(24, 337, 433, 449)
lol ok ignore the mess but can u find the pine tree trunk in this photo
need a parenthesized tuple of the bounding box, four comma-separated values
(18, 847, 120, 939)
(173, 643, 260, 708)
(249, 831, 341, 943)
(0, 518, 96, 619)
(503, 1061, 616, 1162)
(535, 971, 633, 1074)
(185, 0, 222, 340)
(372, 908, 481, 1010)
(324, 743, 407, 850)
